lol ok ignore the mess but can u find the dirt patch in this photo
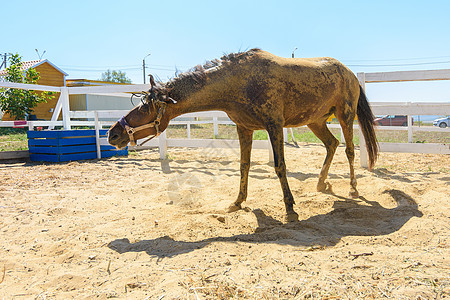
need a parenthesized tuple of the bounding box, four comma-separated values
(0, 144, 448, 299)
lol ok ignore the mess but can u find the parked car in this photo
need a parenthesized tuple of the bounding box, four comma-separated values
(374, 115, 412, 126)
(433, 116, 449, 128)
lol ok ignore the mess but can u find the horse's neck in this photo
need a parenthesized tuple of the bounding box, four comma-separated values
(168, 85, 228, 118)
(172, 100, 224, 116)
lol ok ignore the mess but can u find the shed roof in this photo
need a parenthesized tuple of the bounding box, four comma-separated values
(0, 59, 68, 76)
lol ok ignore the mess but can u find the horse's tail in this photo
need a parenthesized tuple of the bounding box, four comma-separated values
(357, 85, 378, 170)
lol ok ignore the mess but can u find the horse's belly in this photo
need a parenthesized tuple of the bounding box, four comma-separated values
(226, 111, 266, 130)
(284, 105, 332, 127)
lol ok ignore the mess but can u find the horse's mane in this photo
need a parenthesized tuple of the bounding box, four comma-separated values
(163, 48, 261, 96)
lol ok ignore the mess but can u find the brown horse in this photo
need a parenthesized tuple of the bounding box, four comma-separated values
(108, 49, 378, 222)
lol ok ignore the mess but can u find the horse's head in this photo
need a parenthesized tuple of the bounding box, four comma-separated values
(108, 75, 175, 149)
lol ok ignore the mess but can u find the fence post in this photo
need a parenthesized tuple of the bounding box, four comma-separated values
(49, 89, 64, 130)
(159, 131, 168, 159)
(357, 72, 369, 168)
(290, 128, 296, 144)
(213, 117, 218, 137)
(187, 122, 191, 139)
(94, 112, 101, 159)
(340, 126, 345, 145)
(283, 128, 288, 143)
(60, 87, 71, 130)
(267, 131, 274, 163)
(407, 104, 413, 143)
(359, 127, 368, 168)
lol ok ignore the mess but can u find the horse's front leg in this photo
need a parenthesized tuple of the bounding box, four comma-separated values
(228, 125, 253, 212)
(267, 123, 299, 222)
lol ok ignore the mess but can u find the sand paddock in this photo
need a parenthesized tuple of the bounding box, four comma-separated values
(0, 144, 448, 299)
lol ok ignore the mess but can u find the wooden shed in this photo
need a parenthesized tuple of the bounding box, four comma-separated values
(67, 79, 135, 112)
(0, 60, 68, 120)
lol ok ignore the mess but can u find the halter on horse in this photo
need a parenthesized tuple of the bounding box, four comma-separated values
(117, 86, 168, 147)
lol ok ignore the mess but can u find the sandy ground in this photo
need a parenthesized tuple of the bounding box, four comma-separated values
(0, 143, 449, 299)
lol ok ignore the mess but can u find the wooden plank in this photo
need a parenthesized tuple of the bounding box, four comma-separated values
(27, 130, 60, 138)
(128, 138, 270, 151)
(58, 130, 97, 137)
(68, 84, 151, 95)
(25, 121, 63, 127)
(363, 69, 450, 83)
(29, 144, 96, 154)
(30, 153, 60, 162)
(379, 142, 450, 154)
(359, 127, 368, 168)
(49, 92, 64, 129)
(27, 129, 99, 138)
(59, 152, 98, 162)
(59, 137, 97, 146)
(0, 150, 29, 160)
(70, 110, 127, 119)
(99, 138, 112, 146)
(100, 149, 128, 158)
(370, 102, 450, 115)
(0, 121, 28, 127)
(29, 137, 96, 147)
(94, 112, 101, 159)
(60, 87, 70, 130)
(164, 138, 270, 149)
(34, 63, 65, 87)
(0, 81, 61, 92)
(28, 138, 59, 146)
(100, 145, 123, 151)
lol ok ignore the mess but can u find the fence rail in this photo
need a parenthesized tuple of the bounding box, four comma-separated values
(1, 80, 449, 165)
(357, 69, 450, 166)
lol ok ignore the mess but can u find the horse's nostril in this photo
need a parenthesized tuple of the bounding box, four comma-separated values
(109, 133, 119, 142)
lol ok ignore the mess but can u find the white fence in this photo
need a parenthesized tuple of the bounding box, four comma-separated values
(1, 78, 449, 166)
(358, 69, 450, 167)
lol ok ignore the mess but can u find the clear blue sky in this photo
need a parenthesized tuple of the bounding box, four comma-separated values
(2, 0, 450, 103)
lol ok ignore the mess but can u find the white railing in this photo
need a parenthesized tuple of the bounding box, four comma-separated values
(0, 81, 151, 130)
(358, 69, 450, 167)
(1, 80, 449, 166)
(362, 102, 450, 160)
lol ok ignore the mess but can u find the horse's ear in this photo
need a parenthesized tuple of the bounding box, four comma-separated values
(166, 97, 177, 104)
(149, 74, 156, 87)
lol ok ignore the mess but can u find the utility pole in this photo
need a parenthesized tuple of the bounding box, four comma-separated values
(142, 53, 151, 84)
(0, 53, 7, 69)
(292, 47, 298, 58)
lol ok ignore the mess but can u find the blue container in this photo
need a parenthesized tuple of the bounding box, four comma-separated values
(27, 129, 127, 162)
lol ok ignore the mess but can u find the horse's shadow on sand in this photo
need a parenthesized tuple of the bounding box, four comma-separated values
(108, 189, 422, 258)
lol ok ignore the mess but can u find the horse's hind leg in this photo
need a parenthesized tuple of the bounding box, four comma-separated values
(228, 125, 253, 212)
(338, 118, 359, 198)
(307, 122, 339, 193)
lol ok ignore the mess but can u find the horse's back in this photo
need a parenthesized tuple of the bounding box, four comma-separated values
(251, 50, 360, 126)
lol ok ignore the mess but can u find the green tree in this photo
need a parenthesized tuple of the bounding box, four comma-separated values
(0, 54, 54, 120)
(100, 69, 132, 83)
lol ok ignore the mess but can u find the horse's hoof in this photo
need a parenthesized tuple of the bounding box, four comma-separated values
(349, 190, 359, 199)
(317, 182, 332, 193)
(227, 203, 242, 213)
(285, 212, 299, 223)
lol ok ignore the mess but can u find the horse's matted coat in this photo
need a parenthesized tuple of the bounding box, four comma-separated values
(108, 49, 378, 222)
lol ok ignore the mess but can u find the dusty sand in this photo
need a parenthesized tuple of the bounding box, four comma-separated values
(0, 143, 449, 299)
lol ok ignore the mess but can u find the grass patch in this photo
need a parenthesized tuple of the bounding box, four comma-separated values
(253, 130, 268, 140)
(0, 128, 28, 151)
